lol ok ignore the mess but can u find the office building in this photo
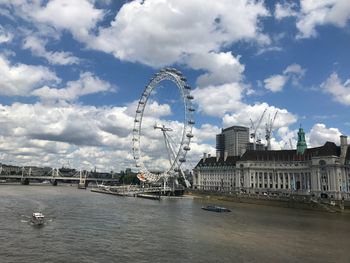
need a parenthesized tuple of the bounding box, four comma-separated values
(216, 126, 250, 157)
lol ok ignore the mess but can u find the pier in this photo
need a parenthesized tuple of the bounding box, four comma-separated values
(91, 185, 181, 200)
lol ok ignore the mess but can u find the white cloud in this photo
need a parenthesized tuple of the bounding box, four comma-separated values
(187, 52, 245, 87)
(0, 100, 213, 172)
(23, 35, 80, 65)
(222, 103, 297, 150)
(34, 0, 105, 41)
(0, 54, 59, 96)
(276, 126, 298, 150)
(275, 2, 298, 20)
(88, 0, 269, 67)
(192, 124, 221, 144)
(0, 25, 13, 43)
(256, 46, 283, 55)
(321, 72, 350, 105)
(297, 0, 350, 38)
(32, 72, 114, 102)
(264, 74, 287, 92)
(192, 82, 245, 117)
(0, 0, 270, 92)
(308, 123, 342, 147)
(264, 63, 306, 92)
(283, 63, 305, 75)
(223, 102, 297, 130)
(0, 102, 134, 170)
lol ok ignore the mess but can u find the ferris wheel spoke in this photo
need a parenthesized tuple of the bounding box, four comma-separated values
(163, 131, 175, 166)
(164, 132, 178, 164)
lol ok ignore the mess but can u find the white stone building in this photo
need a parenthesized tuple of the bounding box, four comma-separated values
(193, 129, 350, 201)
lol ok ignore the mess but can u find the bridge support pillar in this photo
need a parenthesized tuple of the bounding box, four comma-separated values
(21, 178, 30, 185)
(51, 180, 58, 186)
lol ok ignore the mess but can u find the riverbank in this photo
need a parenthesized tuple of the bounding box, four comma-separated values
(185, 190, 350, 213)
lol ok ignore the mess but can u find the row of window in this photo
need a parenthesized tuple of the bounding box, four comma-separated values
(251, 183, 290, 189)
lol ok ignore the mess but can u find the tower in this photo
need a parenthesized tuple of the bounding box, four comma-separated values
(216, 126, 249, 157)
(296, 126, 307, 154)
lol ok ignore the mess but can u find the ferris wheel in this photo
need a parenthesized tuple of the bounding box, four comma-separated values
(132, 68, 195, 186)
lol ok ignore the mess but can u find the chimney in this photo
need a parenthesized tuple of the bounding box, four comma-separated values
(216, 151, 220, 162)
(224, 150, 228, 162)
(203, 153, 207, 162)
(340, 135, 348, 162)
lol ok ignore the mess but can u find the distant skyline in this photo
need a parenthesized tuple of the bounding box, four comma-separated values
(0, 0, 350, 171)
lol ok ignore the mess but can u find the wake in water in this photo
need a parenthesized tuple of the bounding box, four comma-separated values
(20, 214, 54, 226)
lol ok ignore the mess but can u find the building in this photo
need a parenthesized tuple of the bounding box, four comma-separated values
(193, 128, 350, 201)
(194, 153, 240, 191)
(216, 126, 250, 157)
(246, 142, 265, 151)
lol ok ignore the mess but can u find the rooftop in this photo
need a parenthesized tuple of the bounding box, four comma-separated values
(195, 141, 349, 168)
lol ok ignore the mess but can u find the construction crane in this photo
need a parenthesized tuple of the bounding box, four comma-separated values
(265, 110, 278, 150)
(250, 108, 267, 150)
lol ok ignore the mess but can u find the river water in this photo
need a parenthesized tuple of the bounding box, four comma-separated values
(0, 185, 349, 263)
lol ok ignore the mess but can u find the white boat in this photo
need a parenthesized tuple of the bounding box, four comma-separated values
(32, 212, 45, 225)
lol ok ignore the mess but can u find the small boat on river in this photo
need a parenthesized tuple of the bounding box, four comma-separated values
(31, 212, 45, 225)
(201, 205, 231, 212)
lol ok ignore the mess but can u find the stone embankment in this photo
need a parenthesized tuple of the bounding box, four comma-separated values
(186, 190, 349, 213)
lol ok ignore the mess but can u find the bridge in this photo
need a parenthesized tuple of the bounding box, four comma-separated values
(0, 166, 118, 187)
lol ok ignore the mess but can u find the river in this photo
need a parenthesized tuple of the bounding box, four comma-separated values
(0, 185, 349, 263)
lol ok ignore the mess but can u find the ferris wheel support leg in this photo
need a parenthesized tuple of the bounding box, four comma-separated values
(179, 167, 191, 188)
(163, 177, 167, 193)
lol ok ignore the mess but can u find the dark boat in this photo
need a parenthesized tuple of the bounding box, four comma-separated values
(201, 205, 231, 212)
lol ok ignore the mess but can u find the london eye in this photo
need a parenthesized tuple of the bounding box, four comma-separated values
(132, 68, 195, 187)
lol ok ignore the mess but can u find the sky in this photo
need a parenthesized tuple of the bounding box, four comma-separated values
(0, 0, 350, 172)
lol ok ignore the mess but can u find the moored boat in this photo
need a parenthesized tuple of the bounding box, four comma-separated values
(201, 205, 231, 212)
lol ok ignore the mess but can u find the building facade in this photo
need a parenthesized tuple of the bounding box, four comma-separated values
(193, 131, 350, 201)
(216, 126, 250, 157)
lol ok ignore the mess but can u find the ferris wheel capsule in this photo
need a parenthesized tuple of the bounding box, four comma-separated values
(186, 133, 194, 138)
(188, 107, 195, 112)
(188, 120, 195, 125)
(183, 145, 191, 151)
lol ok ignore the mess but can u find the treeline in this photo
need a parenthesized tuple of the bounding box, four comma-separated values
(118, 168, 139, 185)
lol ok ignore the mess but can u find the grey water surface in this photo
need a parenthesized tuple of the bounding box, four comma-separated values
(0, 185, 349, 263)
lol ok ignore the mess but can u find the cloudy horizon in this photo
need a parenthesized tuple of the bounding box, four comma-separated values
(0, 0, 350, 172)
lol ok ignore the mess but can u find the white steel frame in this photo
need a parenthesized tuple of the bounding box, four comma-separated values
(132, 68, 194, 184)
